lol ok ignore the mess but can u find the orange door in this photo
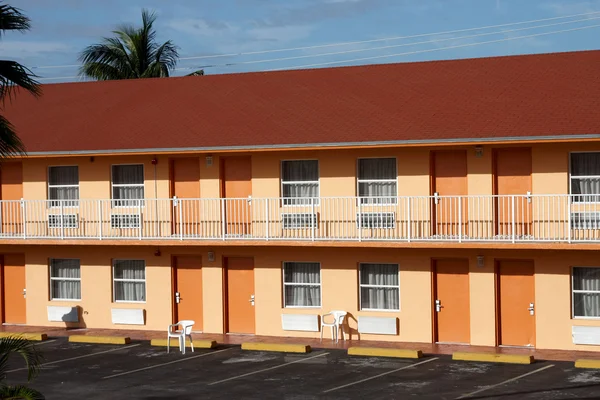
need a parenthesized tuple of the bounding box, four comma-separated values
(225, 257, 255, 334)
(3, 254, 26, 324)
(432, 151, 468, 237)
(173, 256, 203, 330)
(494, 148, 532, 238)
(434, 259, 470, 343)
(498, 260, 535, 347)
(0, 163, 23, 236)
(171, 158, 201, 236)
(222, 157, 252, 236)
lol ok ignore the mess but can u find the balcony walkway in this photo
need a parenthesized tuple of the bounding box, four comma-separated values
(0, 325, 596, 362)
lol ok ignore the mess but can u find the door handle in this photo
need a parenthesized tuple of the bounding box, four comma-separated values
(249, 294, 255, 306)
(434, 192, 440, 205)
(526, 191, 532, 204)
(22, 288, 26, 299)
(435, 299, 442, 312)
(175, 291, 181, 304)
(528, 302, 534, 315)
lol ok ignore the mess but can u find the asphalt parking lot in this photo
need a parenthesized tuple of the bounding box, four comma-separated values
(5, 339, 600, 399)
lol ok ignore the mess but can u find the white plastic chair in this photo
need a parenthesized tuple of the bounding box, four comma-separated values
(167, 320, 195, 354)
(320, 311, 347, 342)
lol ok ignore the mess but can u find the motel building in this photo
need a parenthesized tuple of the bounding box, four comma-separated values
(1, 49, 600, 352)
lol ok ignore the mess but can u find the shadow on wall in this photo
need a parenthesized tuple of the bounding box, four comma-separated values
(343, 312, 360, 341)
(61, 306, 86, 329)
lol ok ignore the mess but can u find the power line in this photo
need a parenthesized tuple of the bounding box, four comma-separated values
(266, 23, 600, 71)
(178, 16, 600, 69)
(31, 10, 600, 71)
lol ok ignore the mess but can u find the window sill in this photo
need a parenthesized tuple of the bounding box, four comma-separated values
(113, 301, 146, 304)
(50, 299, 81, 302)
(359, 308, 400, 313)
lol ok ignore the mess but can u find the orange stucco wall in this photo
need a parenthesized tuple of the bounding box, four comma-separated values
(7, 244, 600, 351)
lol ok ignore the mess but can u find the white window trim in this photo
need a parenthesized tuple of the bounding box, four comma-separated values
(48, 165, 80, 209)
(356, 157, 399, 206)
(282, 261, 322, 308)
(569, 152, 600, 204)
(572, 266, 600, 319)
(359, 263, 400, 312)
(112, 259, 147, 303)
(280, 159, 320, 207)
(49, 258, 81, 301)
(111, 164, 145, 208)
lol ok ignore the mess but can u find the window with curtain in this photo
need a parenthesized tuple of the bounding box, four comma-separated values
(357, 158, 397, 205)
(50, 259, 81, 300)
(573, 267, 600, 318)
(283, 262, 321, 307)
(48, 166, 79, 207)
(281, 160, 319, 206)
(571, 153, 600, 203)
(113, 260, 146, 302)
(112, 164, 144, 207)
(359, 263, 399, 311)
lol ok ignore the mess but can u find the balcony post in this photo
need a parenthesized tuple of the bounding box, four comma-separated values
(458, 196, 462, 243)
(21, 198, 26, 239)
(511, 195, 516, 243)
(179, 198, 183, 241)
(358, 198, 362, 242)
(138, 199, 142, 240)
(98, 200, 102, 240)
(407, 198, 411, 242)
(221, 198, 226, 241)
(311, 197, 315, 242)
(61, 200, 65, 240)
(567, 194, 572, 243)
(265, 199, 269, 241)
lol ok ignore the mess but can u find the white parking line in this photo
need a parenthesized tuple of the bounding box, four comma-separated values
(456, 364, 556, 399)
(208, 352, 330, 386)
(103, 348, 233, 379)
(6, 344, 141, 373)
(323, 357, 439, 394)
(34, 339, 57, 346)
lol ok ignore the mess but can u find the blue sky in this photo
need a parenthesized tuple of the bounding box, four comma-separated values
(4, 0, 600, 82)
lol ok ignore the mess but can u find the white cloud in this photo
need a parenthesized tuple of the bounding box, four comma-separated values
(541, 0, 600, 16)
(0, 40, 72, 57)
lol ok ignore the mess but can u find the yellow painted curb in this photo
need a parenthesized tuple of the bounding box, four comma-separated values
(348, 347, 423, 359)
(452, 352, 534, 364)
(0, 332, 48, 341)
(150, 339, 217, 349)
(575, 359, 600, 369)
(68, 335, 131, 345)
(241, 342, 311, 353)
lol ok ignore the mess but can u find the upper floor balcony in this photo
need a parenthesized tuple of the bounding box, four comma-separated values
(0, 194, 599, 245)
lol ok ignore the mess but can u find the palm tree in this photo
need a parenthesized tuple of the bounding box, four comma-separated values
(79, 9, 202, 80)
(0, 336, 44, 399)
(0, 3, 41, 158)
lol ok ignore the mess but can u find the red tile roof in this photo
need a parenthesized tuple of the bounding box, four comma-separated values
(5, 50, 600, 155)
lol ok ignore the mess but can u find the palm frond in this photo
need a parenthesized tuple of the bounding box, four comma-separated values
(187, 69, 204, 76)
(0, 385, 44, 400)
(0, 336, 43, 382)
(0, 4, 30, 34)
(0, 60, 40, 101)
(78, 38, 134, 80)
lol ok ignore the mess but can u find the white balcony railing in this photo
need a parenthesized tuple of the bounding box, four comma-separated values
(0, 195, 599, 243)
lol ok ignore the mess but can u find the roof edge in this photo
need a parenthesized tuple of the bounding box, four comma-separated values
(22, 133, 600, 157)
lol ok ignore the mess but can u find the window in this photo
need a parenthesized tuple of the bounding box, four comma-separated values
(283, 262, 321, 307)
(113, 260, 146, 302)
(571, 153, 600, 203)
(281, 160, 319, 206)
(112, 164, 144, 207)
(573, 267, 600, 318)
(357, 158, 397, 204)
(359, 263, 399, 311)
(48, 166, 79, 207)
(50, 259, 81, 300)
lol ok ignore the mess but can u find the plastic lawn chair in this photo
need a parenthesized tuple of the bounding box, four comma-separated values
(167, 320, 195, 354)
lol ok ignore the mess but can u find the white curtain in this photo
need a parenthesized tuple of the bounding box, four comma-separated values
(112, 165, 144, 206)
(49, 166, 79, 207)
(571, 153, 600, 202)
(51, 259, 81, 300)
(573, 267, 600, 317)
(284, 262, 320, 307)
(114, 260, 146, 302)
(358, 159, 396, 204)
(360, 264, 399, 310)
(282, 161, 319, 205)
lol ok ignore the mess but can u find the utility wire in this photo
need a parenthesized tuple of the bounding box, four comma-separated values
(31, 10, 600, 71)
(266, 23, 600, 71)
